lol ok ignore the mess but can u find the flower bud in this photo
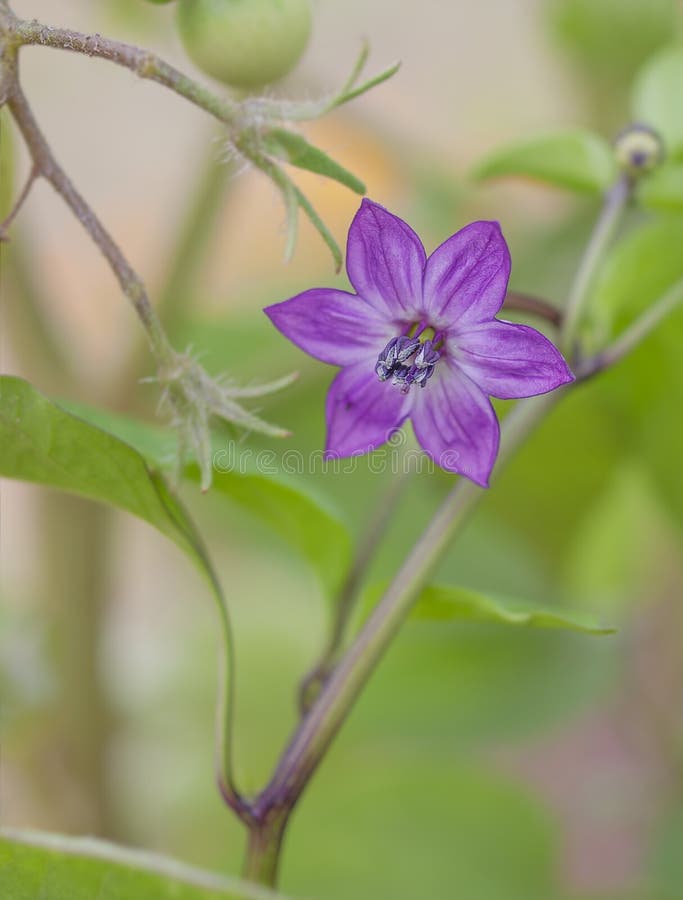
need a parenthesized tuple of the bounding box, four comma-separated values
(614, 124, 665, 177)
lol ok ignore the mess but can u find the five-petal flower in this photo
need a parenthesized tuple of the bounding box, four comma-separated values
(265, 199, 574, 487)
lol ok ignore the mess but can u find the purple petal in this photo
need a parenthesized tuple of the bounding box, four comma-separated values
(325, 362, 411, 458)
(411, 363, 500, 487)
(346, 199, 426, 318)
(422, 221, 511, 326)
(265, 288, 392, 367)
(451, 320, 575, 399)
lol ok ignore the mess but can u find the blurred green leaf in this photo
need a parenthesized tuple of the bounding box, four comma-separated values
(208, 466, 351, 597)
(346, 619, 618, 749)
(638, 162, 683, 210)
(474, 131, 616, 194)
(288, 758, 560, 900)
(632, 45, 683, 157)
(647, 807, 683, 897)
(405, 583, 614, 634)
(0, 377, 211, 577)
(548, 0, 677, 96)
(263, 128, 365, 195)
(58, 399, 352, 597)
(561, 461, 671, 614)
(0, 830, 287, 900)
(592, 217, 683, 330)
(590, 218, 683, 528)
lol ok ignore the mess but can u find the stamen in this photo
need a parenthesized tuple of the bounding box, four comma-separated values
(376, 333, 441, 391)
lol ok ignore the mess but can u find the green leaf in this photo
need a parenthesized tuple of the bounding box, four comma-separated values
(0, 829, 287, 900)
(638, 161, 683, 210)
(293, 184, 342, 271)
(632, 45, 683, 157)
(263, 128, 366, 195)
(57, 400, 352, 597)
(412, 584, 615, 634)
(364, 582, 613, 634)
(474, 131, 616, 193)
(592, 217, 683, 331)
(590, 219, 683, 528)
(548, 0, 677, 85)
(288, 760, 558, 900)
(209, 466, 351, 597)
(0, 377, 212, 580)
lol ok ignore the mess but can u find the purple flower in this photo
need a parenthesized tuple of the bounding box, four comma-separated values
(265, 199, 573, 487)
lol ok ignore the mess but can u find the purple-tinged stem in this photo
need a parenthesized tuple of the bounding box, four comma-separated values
(245, 392, 561, 885)
(298, 468, 411, 714)
(576, 276, 683, 381)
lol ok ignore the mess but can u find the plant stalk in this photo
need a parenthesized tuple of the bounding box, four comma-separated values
(244, 393, 561, 883)
(560, 174, 632, 357)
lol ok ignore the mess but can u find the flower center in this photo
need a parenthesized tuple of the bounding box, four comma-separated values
(375, 327, 442, 393)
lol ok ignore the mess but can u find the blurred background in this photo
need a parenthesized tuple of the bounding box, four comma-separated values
(2, 1, 683, 898)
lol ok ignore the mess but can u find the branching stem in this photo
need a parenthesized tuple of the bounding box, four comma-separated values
(0, 161, 37, 240)
(12, 18, 239, 125)
(6, 79, 170, 355)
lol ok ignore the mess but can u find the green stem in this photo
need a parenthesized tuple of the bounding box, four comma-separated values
(156, 143, 233, 334)
(298, 469, 410, 713)
(560, 175, 632, 357)
(253, 394, 560, 851)
(578, 276, 683, 379)
(242, 811, 289, 888)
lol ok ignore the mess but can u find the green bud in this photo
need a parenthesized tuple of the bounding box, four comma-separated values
(614, 123, 665, 177)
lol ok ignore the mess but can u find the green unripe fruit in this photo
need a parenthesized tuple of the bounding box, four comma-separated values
(177, 0, 312, 89)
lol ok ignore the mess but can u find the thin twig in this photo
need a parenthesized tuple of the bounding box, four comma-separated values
(6, 79, 168, 352)
(0, 162, 37, 241)
(560, 175, 632, 357)
(576, 276, 683, 382)
(13, 19, 239, 126)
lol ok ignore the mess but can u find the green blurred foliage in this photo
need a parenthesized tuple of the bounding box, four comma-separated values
(474, 130, 617, 194)
(547, 0, 679, 125)
(0, 834, 284, 900)
(632, 46, 683, 158)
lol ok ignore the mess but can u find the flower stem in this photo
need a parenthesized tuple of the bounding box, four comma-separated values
(242, 811, 290, 888)
(298, 469, 411, 714)
(577, 276, 683, 380)
(560, 175, 632, 358)
(250, 392, 561, 860)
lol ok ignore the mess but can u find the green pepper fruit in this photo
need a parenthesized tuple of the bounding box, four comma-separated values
(177, 0, 312, 89)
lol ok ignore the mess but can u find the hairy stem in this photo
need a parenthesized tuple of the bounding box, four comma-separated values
(13, 18, 239, 126)
(560, 175, 632, 357)
(5, 80, 171, 357)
